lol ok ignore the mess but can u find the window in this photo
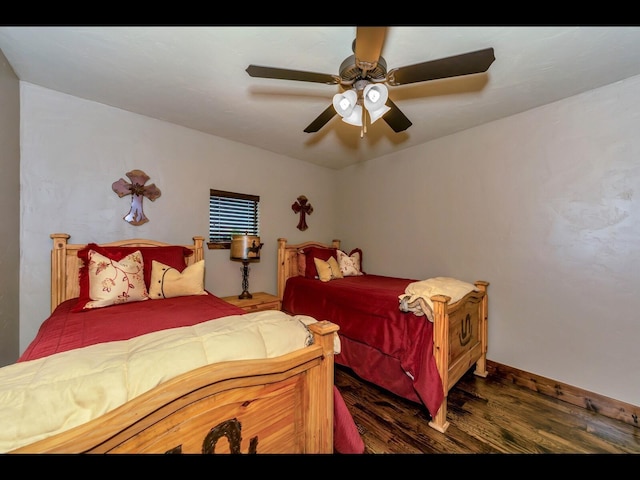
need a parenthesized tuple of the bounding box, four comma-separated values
(208, 189, 260, 249)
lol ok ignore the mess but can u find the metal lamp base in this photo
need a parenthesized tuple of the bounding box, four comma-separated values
(238, 259, 253, 299)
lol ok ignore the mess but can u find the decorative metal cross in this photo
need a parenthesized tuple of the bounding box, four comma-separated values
(292, 195, 313, 231)
(112, 169, 161, 226)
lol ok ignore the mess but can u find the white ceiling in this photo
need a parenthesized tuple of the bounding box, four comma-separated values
(2, 26, 640, 170)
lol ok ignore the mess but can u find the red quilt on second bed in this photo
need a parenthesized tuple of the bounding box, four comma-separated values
(282, 274, 444, 418)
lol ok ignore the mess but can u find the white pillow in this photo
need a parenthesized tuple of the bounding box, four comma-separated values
(337, 249, 363, 276)
(83, 249, 149, 309)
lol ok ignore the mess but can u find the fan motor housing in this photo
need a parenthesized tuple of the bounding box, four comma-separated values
(338, 55, 387, 85)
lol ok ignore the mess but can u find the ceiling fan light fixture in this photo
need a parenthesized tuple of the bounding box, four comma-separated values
(332, 89, 358, 118)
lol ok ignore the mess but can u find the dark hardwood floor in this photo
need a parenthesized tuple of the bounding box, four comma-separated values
(334, 365, 640, 454)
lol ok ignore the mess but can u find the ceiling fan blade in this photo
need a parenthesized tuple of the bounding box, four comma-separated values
(387, 48, 495, 86)
(246, 65, 339, 85)
(383, 99, 412, 132)
(304, 105, 338, 133)
(354, 27, 387, 71)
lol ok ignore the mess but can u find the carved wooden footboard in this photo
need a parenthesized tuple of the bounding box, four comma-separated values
(11, 320, 338, 454)
(429, 282, 488, 432)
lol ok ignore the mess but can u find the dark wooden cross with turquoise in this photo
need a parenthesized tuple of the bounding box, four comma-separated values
(112, 169, 161, 226)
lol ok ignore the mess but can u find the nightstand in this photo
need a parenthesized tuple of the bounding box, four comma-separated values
(221, 292, 281, 313)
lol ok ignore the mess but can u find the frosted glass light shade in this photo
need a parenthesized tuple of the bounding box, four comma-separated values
(341, 104, 363, 126)
(368, 104, 391, 124)
(363, 83, 390, 123)
(332, 90, 358, 118)
(363, 84, 388, 110)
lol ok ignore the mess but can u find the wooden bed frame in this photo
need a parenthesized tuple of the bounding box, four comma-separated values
(12, 234, 339, 454)
(277, 237, 489, 433)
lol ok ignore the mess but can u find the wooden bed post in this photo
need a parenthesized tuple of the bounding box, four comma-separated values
(307, 320, 339, 453)
(50, 233, 70, 313)
(429, 294, 451, 433)
(474, 280, 490, 378)
(191, 236, 205, 263)
(277, 238, 287, 301)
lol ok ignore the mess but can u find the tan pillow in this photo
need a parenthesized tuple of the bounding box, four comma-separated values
(149, 259, 206, 299)
(82, 249, 149, 309)
(314, 256, 343, 282)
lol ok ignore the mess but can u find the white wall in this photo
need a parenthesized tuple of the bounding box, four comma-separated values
(0, 49, 20, 365)
(19, 83, 338, 353)
(337, 76, 640, 407)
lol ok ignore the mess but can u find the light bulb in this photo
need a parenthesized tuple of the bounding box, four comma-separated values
(367, 89, 380, 103)
(333, 89, 358, 118)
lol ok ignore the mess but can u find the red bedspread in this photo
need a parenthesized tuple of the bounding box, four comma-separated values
(19, 292, 364, 453)
(19, 293, 243, 362)
(282, 274, 444, 418)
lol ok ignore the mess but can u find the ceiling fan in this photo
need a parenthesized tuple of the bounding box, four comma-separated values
(246, 27, 495, 136)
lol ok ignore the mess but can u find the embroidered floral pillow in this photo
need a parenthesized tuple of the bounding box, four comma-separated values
(337, 249, 364, 276)
(80, 249, 149, 310)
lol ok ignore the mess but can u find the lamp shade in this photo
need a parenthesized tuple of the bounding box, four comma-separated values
(332, 89, 358, 118)
(230, 235, 262, 260)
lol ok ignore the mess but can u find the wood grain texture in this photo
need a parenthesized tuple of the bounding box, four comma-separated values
(336, 363, 640, 453)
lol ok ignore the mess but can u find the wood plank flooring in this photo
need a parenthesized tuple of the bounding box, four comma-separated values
(334, 364, 640, 454)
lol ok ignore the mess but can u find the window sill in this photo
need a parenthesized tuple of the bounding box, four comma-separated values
(207, 242, 230, 250)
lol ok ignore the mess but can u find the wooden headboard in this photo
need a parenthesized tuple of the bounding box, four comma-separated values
(50, 233, 205, 313)
(276, 237, 341, 301)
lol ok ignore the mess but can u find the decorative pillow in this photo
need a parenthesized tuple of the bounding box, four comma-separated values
(337, 249, 364, 276)
(314, 256, 343, 282)
(348, 248, 365, 274)
(78, 243, 192, 286)
(74, 243, 193, 312)
(148, 260, 206, 299)
(303, 246, 338, 279)
(78, 249, 149, 310)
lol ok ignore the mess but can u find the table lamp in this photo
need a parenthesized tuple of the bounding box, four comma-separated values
(230, 235, 263, 299)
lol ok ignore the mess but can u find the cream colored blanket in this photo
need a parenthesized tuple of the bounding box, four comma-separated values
(398, 276, 478, 322)
(0, 310, 331, 453)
